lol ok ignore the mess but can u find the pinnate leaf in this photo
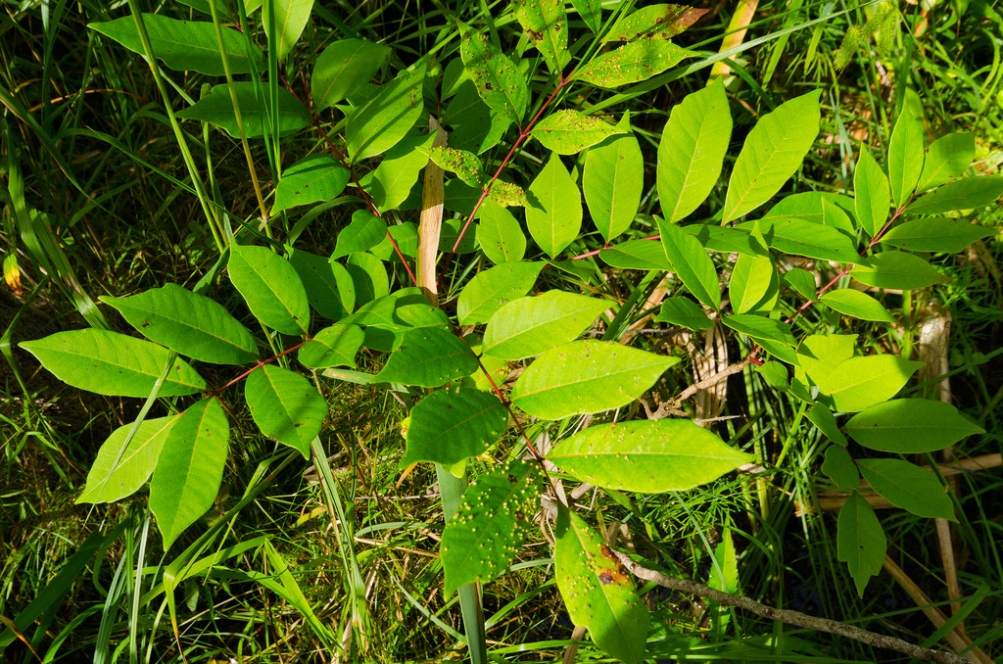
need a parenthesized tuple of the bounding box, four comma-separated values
(584, 116, 643, 242)
(657, 218, 720, 309)
(402, 386, 508, 466)
(853, 148, 890, 237)
(332, 211, 388, 259)
(346, 64, 425, 162)
(880, 218, 994, 253)
(844, 399, 984, 453)
(482, 290, 608, 360)
(654, 297, 712, 330)
(916, 132, 974, 192)
(604, 4, 707, 42)
(477, 201, 527, 264)
(511, 341, 677, 419)
(600, 239, 671, 271)
(20, 329, 205, 397)
(905, 176, 1003, 215)
(246, 365, 327, 458)
(229, 243, 310, 335)
(299, 324, 365, 368)
(289, 250, 355, 320)
(262, 0, 314, 60)
(887, 109, 925, 208)
(822, 445, 858, 491)
(548, 420, 752, 492)
(149, 398, 229, 550)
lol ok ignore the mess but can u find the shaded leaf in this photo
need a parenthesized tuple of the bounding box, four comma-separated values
(808, 403, 847, 447)
(273, 154, 351, 214)
(298, 324, 365, 368)
(844, 399, 984, 453)
(402, 386, 508, 466)
(332, 210, 388, 259)
(262, 0, 313, 60)
(721, 314, 795, 347)
(599, 239, 670, 270)
(375, 328, 477, 387)
(822, 445, 858, 491)
(311, 38, 391, 111)
(782, 267, 817, 301)
(289, 249, 355, 320)
(858, 458, 955, 520)
(176, 83, 309, 138)
(571, 0, 602, 33)
(837, 492, 886, 597)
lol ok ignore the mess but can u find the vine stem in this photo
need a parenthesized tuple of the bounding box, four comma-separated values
(611, 549, 974, 664)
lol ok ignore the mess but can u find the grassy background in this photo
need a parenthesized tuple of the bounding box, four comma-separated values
(2, 0, 1002, 661)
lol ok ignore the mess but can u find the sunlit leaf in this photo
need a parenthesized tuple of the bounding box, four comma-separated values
(375, 328, 477, 387)
(526, 153, 582, 258)
(657, 218, 720, 309)
(77, 415, 180, 504)
(887, 109, 925, 208)
(457, 261, 543, 326)
(482, 291, 608, 360)
(515, 0, 570, 75)
(584, 116, 643, 242)
(820, 289, 895, 322)
(573, 39, 694, 89)
(346, 64, 425, 162)
(817, 355, 923, 412)
(245, 365, 327, 458)
(534, 109, 623, 155)
(880, 218, 995, 253)
(229, 243, 310, 335)
(402, 386, 508, 466)
(851, 251, 945, 290)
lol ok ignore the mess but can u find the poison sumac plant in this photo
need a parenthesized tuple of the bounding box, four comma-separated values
(18, 0, 1001, 662)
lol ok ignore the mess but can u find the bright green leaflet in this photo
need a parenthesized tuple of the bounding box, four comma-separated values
(600, 239, 671, 271)
(101, 284, 258, 364)
(262, 0, 314, 60)
(604, 4, 706, 42)
(709, 529, 738, 596)
(273, 155, 351, 214)
(289, 250, 354, 320)
(817, 355, 923, 412)
(916, 132, 974, 192)
(853, 148, 890, 237)
(887, 109, 925, 208)
(482, 290, 608, 360)
(229, 243, 311, 335)
(371, 134, 437, 212)
(401, 387, 508, 466)
(759, 191, 855, 236)
(176, 83, 308, 138)
(534, 110, 623, 155)
(476, 201, 527, 264)
(657, 78, 732, 223)
(89, 15, 263, 76)
(572, 39, 694, 89)
(555, 508, 649, 664)
(460, 29, 528, 126)
(729, 232, 774, 314)
(654, 297, 712, 330)
(515, 0, 569, 75)
(332, 211, 388, 259)
(299, 324, 365, 369)
(820, 289, 895, 322)
(657, 218, 720, 309)
(851, 251, 944, 290)
(425, 146, 484, 188)
(571, 0, 602, 33)
(547, 420, 753, 492)
(311, 39, 391, 111)
(511, 341, 676, 419)
(857, 459, 955, 521)
(722, 314, 796, 347)
(844, 399, 984, 453)
(441, 460, 540, 594)
(747, 215, 859, 263)
(797, 334, 857, 386)
(457, 261, 543, 326)
(375, 328, 478, 388)
(722, 90, 822, 223)
(20, 330, 205, 397)
(905, 176, 1003, 215)
(77, 415, 180, 504)
(443, 78, 511, 154)
(880, 218, 994, 253)
(245, 365, 327, 458)
(584, 116, 643, 242)
(345, 252, 390, 305)
(346, 64, 425, 162)
(822, 445, 859, 492)
(526, 153, 583, 258)
(807, 404, 847, 446)
(837, 492, 886, 597)
(782, 268, 817, 301)
(149, 398, 230, 550)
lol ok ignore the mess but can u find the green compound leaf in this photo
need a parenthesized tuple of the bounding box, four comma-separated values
(654, 297, 713, 330)
(375, 328, 478, 387)
(526, 153, 583, 258)
(817, 355, 924, 413)
(822, 444, 859, 492)
(887, 109, 925, 208)
(604, 4, 706, 42)
(600, 239, 671, 270)
(857, 458, 955, 521)
(346, 63, 425, 162)
(820, 289, 895, 322)
(20, 329, 205, 397)
(750, 215, 859, 263)
(880, 218, 994, 253)
(657, 78, 732, 223)
(262, 0, 314, 60)
(457, 261, 543, 326)
(311, 38, 391, 111)
(176, 83, 309, 138)
(441, 460, 541, 594)
(850, 251, 946, 290)
(572, 39, 694, 89)
(273, 154, 351, 215)
(229, 243, 310, 335)
(299, 324, 365, 369)
(905, 176, 1003, 216)
(372, 134, 437, 212)
(477, 201, 527, 264)
(844, 399, 984, 453)
(837, 492, 886, 597)
(90, 15, 263, 76)
(584, 116, 643, 242)
(916, 132, 974, 192)
(100, 284, 258, 365)
(722, 90, 821, 223)
(77, 415, 180, 504)
(759, 191, 856, 235)
(853, 148, 890, 237)
(245, 365, 327, 458)
(515, 0, 570, 75)
(461, 29, 528, 126)
(511, 341, 676, 419)
(534, 109, 623, 155)
(555, 507, 649, 664)
(402, 386, 509, 466)
(482, 290, 608, 360)
(289, 249, 355, 321)
(657, 218, 720, 310)
(149, 398, 229, 550)
(548, 420, 752, 492)
(332, 210, 388, 259)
